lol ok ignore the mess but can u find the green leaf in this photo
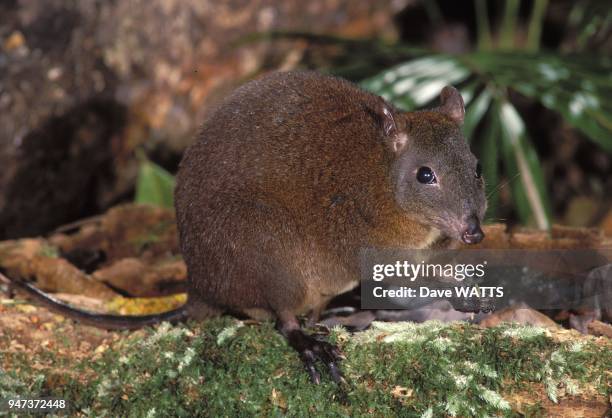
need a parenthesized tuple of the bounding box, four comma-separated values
(474, 0, 493, 51)
(499, 0, 520, 50)
(464, 52, 612, 153)
(135, 158, 176, 208)
(458, 79, 481, 107)
(361, 55, 470, 110)
(497, 99, 552, 229)
(525, 0, 549, 52)
(526, 88, 612, 153)
(463, 88, 493, 141)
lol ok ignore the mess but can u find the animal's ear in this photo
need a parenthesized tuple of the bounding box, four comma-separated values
(382, 105, 409, 154)
(438, 86, 465, 125)
(365, 101, 408, 154)
(377, 103, 408, 154)
(381, 105, 397, 137)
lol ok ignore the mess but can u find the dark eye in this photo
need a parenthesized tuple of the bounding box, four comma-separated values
(475, 162, 482, 179)
(416, 167, 437, 184)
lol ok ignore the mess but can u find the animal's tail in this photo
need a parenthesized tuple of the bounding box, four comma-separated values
(0, 272, 188, 330)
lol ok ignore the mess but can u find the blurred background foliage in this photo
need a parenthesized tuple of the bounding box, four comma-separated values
(137, 0, 611, 230)
(1, 0, 609, 237)
(359, 0, 611, 229)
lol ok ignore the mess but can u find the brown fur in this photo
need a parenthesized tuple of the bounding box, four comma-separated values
(175, 71, 485, 321)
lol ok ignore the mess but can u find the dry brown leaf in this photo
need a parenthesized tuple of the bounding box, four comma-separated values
(479, 304, 560, 329)
(92, 257, 185, 297)
(269, 388, 287, 411)
(506, 386, 608, 418)
(587, 320, 612, 338)
(390, 385, 413, 400)
(33, 257, 116, 299)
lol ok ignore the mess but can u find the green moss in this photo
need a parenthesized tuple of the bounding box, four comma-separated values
(2, 320, 610, 417)
(0, 367, 43, 400)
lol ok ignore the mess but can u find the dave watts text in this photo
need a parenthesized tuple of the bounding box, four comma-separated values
(372, 286, 504, 298)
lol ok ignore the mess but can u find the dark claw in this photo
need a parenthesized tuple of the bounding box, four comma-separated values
(332, 347, 345, 360)
(300, 349, 321, 383)
(327, 360, 345, 384)
(286, 329, 344, 384)
(304, 356, 321, 384)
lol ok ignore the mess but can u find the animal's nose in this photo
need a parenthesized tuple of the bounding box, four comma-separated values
(461, 216, 484, 244)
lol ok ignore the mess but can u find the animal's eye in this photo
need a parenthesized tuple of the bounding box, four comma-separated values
(475, 162, 482, 179)
(416, 167, 437, 184)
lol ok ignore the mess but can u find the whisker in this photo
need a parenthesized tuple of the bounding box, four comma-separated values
(486, 173, 521, 199)
(485, 217, 507, 222)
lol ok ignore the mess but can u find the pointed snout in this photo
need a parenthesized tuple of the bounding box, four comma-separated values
(461, 216, 484, 245)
